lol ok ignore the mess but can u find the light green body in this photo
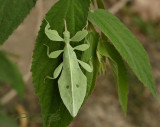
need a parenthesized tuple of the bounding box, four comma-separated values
(44, 20, 92, 117)
(59, 44, 87, 116)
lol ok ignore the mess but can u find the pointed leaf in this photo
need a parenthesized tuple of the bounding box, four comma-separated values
(96, 0, 105, 9)
(81, 32, 100, 97)
(88, 9, 157, 98)
(98, 41, 128, 113)
(0, 51, 24, 97)
(0, 0, 37, 45)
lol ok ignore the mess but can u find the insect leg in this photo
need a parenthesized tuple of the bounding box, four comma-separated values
(44, 62, 63, 83)
(70, 30, 88, 42)
(78, 59, 93, 72)
(74, 43, 90, 51)
(53, 62, 63, 79)
(45, 21, 64, 42)
(44, 44, 63, 58)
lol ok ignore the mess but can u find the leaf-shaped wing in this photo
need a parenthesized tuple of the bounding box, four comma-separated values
(58, 44, 87, 117)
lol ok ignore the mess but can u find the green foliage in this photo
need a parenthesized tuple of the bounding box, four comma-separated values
(96, 0, 105, 9)
(31, 0, 92, 126)
(0, 0, 37, 45)
(0, 51, 24, 96)
(88, 9, 157, 98)
(98, 41, 128, 113)
(0, 0, 157, 126)
(82, 32, 100, 97)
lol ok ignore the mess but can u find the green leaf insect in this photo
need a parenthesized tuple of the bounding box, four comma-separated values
(44, 19, 93, 117)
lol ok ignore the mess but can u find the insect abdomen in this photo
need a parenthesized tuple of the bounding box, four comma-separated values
(58, 44, 87, 117)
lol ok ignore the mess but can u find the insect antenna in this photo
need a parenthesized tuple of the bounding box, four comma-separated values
(83, 21, 88, 30)
(64, 19, 68, 32)
(44, 18, 49, 24)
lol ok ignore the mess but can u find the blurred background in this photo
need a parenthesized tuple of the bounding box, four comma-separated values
(0, 0, 160, 127)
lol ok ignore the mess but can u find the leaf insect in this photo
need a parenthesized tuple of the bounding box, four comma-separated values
(44, 19, 92, 117)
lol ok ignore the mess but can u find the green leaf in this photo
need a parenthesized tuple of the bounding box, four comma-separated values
(96, 0, 105, 9)
(88, 9, 157, 98)
(98, 41, 128, 113)
(81, 32, 100, 97)
(0, 110, 18, 127)
(0, 0, 37, 45)
(0, 51, 24, 97)
(31, 0, 91, 126)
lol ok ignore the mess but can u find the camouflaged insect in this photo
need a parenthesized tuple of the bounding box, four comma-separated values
(44, 19, 92, 117)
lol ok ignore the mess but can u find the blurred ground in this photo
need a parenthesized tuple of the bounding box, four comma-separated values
(0, 0, 160, 127)
(133, 0, 160, 21)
